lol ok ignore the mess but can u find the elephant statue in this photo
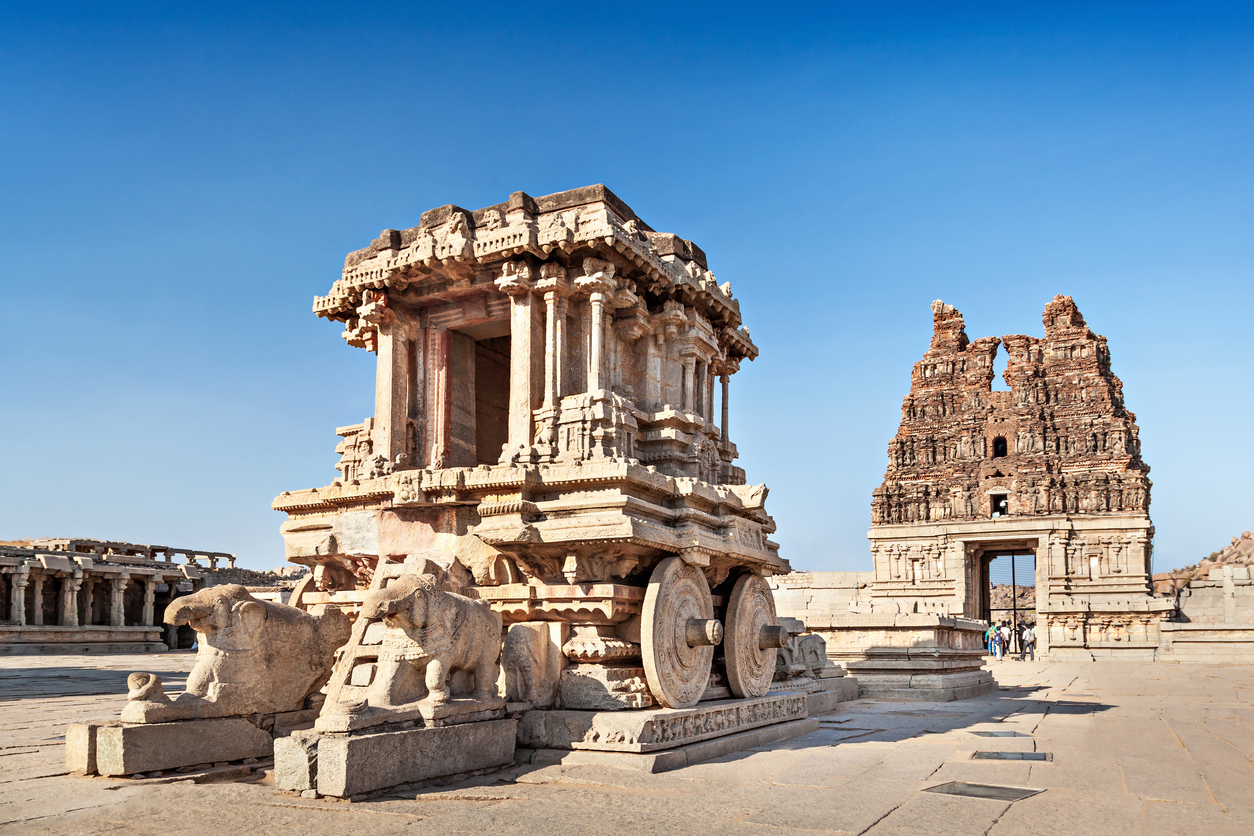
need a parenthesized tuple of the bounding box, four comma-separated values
(304, 572, 504, 734)
(121, 584, 351, 723)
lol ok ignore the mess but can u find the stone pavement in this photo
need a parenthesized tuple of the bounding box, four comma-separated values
(2, 654, 1252, 835)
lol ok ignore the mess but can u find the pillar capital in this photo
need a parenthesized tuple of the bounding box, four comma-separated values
(536, 262, 568, 296)
(495, 260, 534, 295)
(575, 257, 615, 296)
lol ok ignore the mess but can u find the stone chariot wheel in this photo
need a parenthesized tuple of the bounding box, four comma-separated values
(641, 556, 720, 709)
(724, 573, 786, 699)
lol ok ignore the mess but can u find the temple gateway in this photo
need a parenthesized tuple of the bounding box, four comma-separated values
(773, 297, 1173, 663)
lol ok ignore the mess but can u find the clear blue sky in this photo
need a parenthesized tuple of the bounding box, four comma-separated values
(2, 3, 1251, 571)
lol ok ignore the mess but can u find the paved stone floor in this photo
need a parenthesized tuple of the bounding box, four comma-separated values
(1, 653, 1252, 835)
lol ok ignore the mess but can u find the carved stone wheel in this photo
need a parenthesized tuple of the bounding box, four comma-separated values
(724, 573, 782, 699)
(641, 556, 717, 709)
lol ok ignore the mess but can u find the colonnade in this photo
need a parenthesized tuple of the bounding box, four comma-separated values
(1, 569, 163, 628)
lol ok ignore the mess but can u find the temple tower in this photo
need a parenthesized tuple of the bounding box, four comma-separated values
(867, 296, 1171, 658)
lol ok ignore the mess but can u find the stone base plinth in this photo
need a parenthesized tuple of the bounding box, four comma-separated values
(68, 718, 273, 777)
(518, 717, 820, 774)
(769, 670, 860, 715)
(1158, 623, 1254, 663)
(0, 625, 168, 655)
(518, 692, 809, 754)
(275, 719, 517, 798)
(810, 614, 995, 701)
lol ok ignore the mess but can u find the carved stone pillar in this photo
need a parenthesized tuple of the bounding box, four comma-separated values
(376, 320, 409, 467)
(496, 262, 536, 463)
(428, 327, 451, 468)
(142, 578, 157, 626)
(31, 574, 45, 626)
(10, 568, 28, 625)
(80, 575, 95, 625)
(703, 362, 715, 421)
(61, 573, 82, 628)
(538, 265, 568, 411)
(110, 577, 127, 627)
(576, 260, 615, 394)
(720, 372, 730, 443)
(681, 355, 696, 413)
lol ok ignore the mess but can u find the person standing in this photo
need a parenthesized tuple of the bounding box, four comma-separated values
(1022, 623, 1036, 661)
(998, 623, 1012, 661)
(985, 624, 997, 655)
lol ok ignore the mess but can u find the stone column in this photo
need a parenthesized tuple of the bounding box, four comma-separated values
(543, 286, 567, 409)
(681, 355, 696, 413)
(576, 261, 615, 395)
(360, 291, 410, 468)
(31, 574, 45, 626)
(80, 575, 96, 625)
(645, 333, 664, 411)
(703, 362, 715, 421)
(10, 568, 28, 625)
(720, 372, 730, 442)
(536, 265, 568, 455)
(61, 573, 82, 628)
(109, 577, 127, 627)
(142, 578, 157, 626)
(495, 262, 535, 462)
(428, 327, 452, 468)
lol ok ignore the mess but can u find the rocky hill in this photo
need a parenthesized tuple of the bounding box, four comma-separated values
(1154, 530, 1254, 593)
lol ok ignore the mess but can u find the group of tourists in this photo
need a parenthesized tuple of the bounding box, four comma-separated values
(985, 619, 1036, 661)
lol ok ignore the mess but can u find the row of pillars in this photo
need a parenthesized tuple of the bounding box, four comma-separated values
(366, 261, 736, 469)
(3, 570, 159, 628)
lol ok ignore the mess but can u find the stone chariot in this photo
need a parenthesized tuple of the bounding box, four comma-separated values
(274, 185, 790, 712)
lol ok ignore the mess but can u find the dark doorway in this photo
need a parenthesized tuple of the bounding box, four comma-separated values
(990, 493, 1008, 517)
(992, 436, 1008, 458)
(474, 336, 510, 465)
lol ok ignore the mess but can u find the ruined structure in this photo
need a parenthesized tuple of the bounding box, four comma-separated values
(865, 296, 1171, 658)
(0, 539, 230, 653)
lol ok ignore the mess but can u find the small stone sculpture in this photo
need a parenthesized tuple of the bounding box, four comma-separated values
(121, 585, 351, 723)
(331, 574, 502, 727)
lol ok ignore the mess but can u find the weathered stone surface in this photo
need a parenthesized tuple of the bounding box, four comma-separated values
(520, 716, 821, 773)
(287, 718, 517, 798)
(64, 722, 101, 774)
(121, 585, 350, 723)
(270, 185, 789, 723)
(778, 297, 1173, 659)
(520, 692, 808, 753)
(815, 613, 995, 701)
(95, 718, 272, 777)
(315, 567, 504, 733)
(501, 621, 566, 707)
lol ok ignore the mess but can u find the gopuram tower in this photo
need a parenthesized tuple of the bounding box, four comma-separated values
(273, 185, 792, 711)
(867, 296, 1172, 658)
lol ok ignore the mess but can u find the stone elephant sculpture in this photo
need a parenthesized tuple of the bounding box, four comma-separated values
(121, 584, 351, 723)
(358, 573, 502, 710)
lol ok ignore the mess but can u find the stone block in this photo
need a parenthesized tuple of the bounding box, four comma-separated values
(300, 718, 517, 798)
(522, 692, 808, 753)
(521, 717, 820, 773)
(95, 718, 273, 777)
(65, 723, 102, 774)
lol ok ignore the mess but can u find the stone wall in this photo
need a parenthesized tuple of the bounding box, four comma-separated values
(768, 572, 874, 622)
(1177, 565, 1254, 625)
